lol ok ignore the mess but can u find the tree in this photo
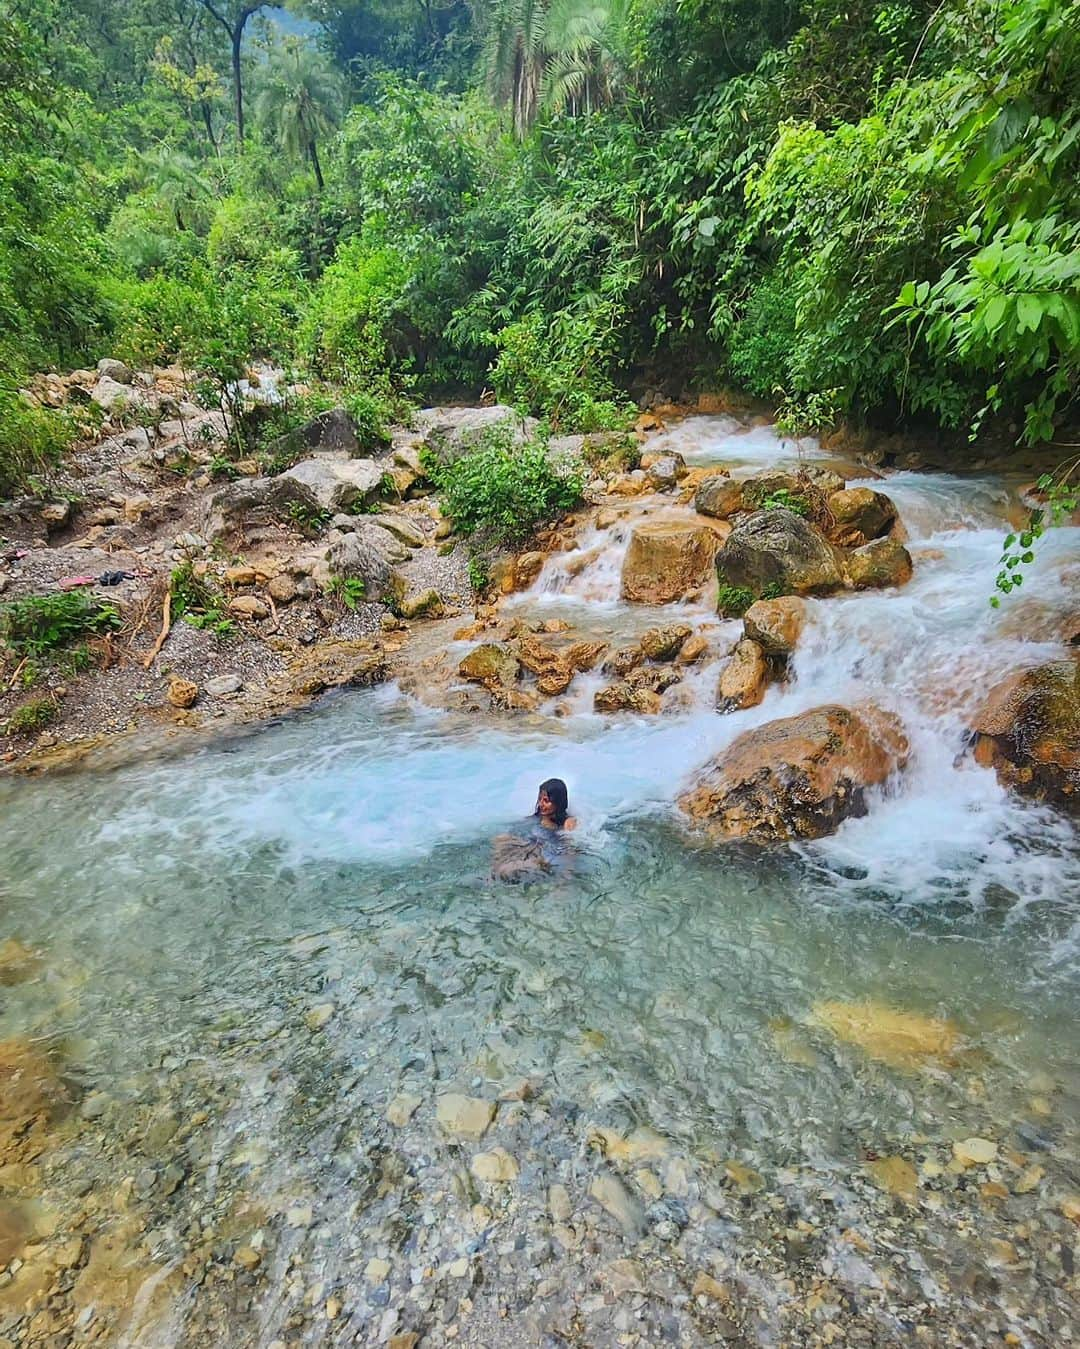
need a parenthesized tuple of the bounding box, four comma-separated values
(197, 0, 265, 143)
(254, 39, 341, 189)
(140, 145, 215, 230)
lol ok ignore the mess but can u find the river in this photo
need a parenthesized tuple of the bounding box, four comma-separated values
(1, 417, 1078, 1346)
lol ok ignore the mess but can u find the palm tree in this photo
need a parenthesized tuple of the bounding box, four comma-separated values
(484, 0, 631, 136)
(140, 145, 215, 232)
(254, 40, 341, 191)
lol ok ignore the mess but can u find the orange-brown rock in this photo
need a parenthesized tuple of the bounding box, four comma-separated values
(517, 634, 607, 697)
(972, 660, 1080, 809)
(695, 476, 744, 520)
(594, 684, 662, 714)
(743, 596, 808, 656)
(166, 677, 198, 709)
(679, 704, 909, 841)
(639, 625, 693, 662)
(676, 634, 709, 665)
(843, 536, 913, 590)
(0, 1038, 68, 1166)
(621, 521, 719, 604)
(717, 638, 768, 712)
(826, 487, 898, 546)
(276, 639, 387, 698)
(458, 643, 520, 691)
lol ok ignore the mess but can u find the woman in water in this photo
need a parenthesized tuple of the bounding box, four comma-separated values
(492, 778, 576, 882)
(534, 778, 577, 831)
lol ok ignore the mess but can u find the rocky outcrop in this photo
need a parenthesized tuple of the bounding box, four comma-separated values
(743, 596, 808, 656)
(972, 660, 1080, 809)
(594, 683, 662, 714)
(679, 704, 909, 841)
(622, 521, 719, 603)
(324, 524, 406, 604)
(459, 643, 521, 691)
(417, 405, 535, 457)
(716, 509, 845, 599)
(716, 638, 768, 711)
(275, 455, 383, 513)
(842, 536, 913, 590)
(273, 639, 387, 698)
(266, 407, 363, 460)
(827, 487, 897, 547)
(517, 633, 607, 696)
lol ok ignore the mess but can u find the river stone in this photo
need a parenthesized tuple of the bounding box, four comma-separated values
(386, 1094, 422, 1127)
(399, 588, 444, 620)
(843, 536, 913, 590)
(324, 526, 406, 604)
(436, 1094, 495, 1139)
(372, 513, 425, 547)
(953, 1137, 997, 1167)
(228, 596, 269, 620)
(971, 659, 1080, 809)
(304, 1003, 334, 1031)
(266, 408, 361, 462)
(594, 683, 662, 715)
(621, 520, 719, 603)
(827, 486, 897, 545)
(92, 375, 140, 413)
(679, 704, 909, 841)
(589, 1172, 645, 1237)
(717, 638, 768, 712)
(0, 939, 40, 987)
(470, 1148, 519, 1182)
(811, 999, 961, 1067)
(166, 677, 198, 709)
(97, 357, 134, 385)
(645, 455, 681, 491)
(743, 596, 808, 655)
(639, 625, 692, 662)
(716, 509, 844, 598)
(695, 475, 742, 519)
(278, 456, 383, 513)
(459, 643, 520, 690)
(867, 1156, 918, 1201)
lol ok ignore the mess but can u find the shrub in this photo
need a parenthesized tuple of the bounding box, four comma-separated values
(717, 584, 754, 617)
(422, 427, 583, 546)
(169, 563, 233, 637)
(6, 696, 57, 734)
(326, 574, 367, 610)
(727, 273, 798, 399)
(0, 391, 81, 499)
(0, 591, 120, 657)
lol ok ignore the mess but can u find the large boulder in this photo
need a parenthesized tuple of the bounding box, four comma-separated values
(97, 357, 134, 385)
(717, 638, 768, 711)
(91, 376, 141, 414)
(202, 478, 279, 541)
(266, 407, 363, 460)
(972, 660, 1080, 809)
(715, 509, 844, 599)
(324, 523, 406, 603)
(417, 405, 536, 457)
(743, 596, 808, 656)
(621, 521, 719, 604)
(679, 704, 909, 842)
(842, 537, 913, 590)
(827, 487, 897, 546)
(276, 455, 383, 513)
(695, 475, 743, 520)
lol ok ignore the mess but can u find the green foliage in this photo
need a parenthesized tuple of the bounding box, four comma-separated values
(991, 467, 1079, 605)
(169, 562, 233, 636)
(285, 500, 333, 535)
(422, 427, 583, 546)
(759, 488, 809, 516)
(6, 696, 58, 735)
(326, 574, 367, 609)
(0, 392, 82, 499)
(717, 584, 754, 618)
(467, 554, 492, 593)
(0, 591, 120, 658)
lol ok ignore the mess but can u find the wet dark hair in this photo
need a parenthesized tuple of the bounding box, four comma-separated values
(534, 777, 569, 826)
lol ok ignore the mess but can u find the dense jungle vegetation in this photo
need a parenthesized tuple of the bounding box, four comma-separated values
(1, 0, 1078, 494)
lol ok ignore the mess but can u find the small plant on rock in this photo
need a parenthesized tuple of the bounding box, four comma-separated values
(326, 574, 367, 611)
(717, 584, 755, 617)
(169, 563, 233, 637)
(467, 554, 491, 593)
(285, 500, 332, 536)
(759, 488, 810, 517)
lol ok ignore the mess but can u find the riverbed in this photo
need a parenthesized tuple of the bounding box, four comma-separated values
(1, 418, 1078, 1347)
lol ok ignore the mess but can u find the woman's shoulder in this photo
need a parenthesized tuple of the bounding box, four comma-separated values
(563, 817, 577, 831)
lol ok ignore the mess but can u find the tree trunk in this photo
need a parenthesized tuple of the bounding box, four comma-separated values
(308, 138, 325, 192)
(231, 21, 245, 143)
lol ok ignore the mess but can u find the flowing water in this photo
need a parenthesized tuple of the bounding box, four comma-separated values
(2, 417, 1079, 1347)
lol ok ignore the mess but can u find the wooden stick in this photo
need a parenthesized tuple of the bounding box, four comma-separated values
(6, 656, 27, 692)
(142, 590, 172, 668)
(265, 589, 279, 635)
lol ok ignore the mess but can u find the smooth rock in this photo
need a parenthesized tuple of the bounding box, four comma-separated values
(953, 1137, 997, 1167)
(843, 536, 913, 590)
(589, 1172, 645, 1237)
(621, 520, 719, 604)
(228, 596, 269, 620)
(204, 674, 242, 696)
(717, 638, 768, 712)
(386, 1094, 422, 1127)
(811, 999, 962, 1067)
(470, 1148, 519, 1183)
(435, 1094, 495, 1139)
(679, 704, 909, 841)
(972, 659, 1080, 810)
(743, 596, 808, 656)
(304, 1003, 335, 1031)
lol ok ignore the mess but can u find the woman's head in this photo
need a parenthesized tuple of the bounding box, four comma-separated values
(535, 778, 569, 826)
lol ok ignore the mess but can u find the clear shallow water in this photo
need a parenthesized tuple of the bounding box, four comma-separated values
(2, 418, 1079, 1345)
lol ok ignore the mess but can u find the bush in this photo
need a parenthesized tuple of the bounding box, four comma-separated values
(422, 427, 584, 546)
(0, 590, 120, 657)
(0, 390, 82, 499)
(6, 696, 57, 734)
(717, 584, 754, 617)
(727, 273, 798, 399)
